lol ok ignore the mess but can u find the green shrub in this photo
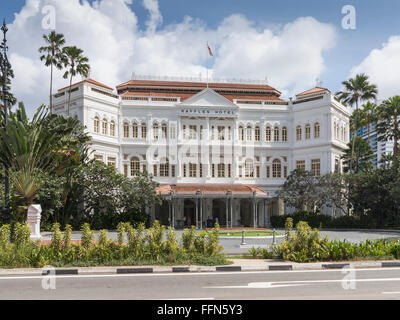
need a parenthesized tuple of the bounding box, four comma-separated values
(50, 223, 63, 252)
(206, 223, 223, 256)
(0, 222, 228, 268)
(182, 226, 196, 253)
(13, 222, 31, 247)
(81, 223, 94, 249)
(0, 225, 11, 249)
(63, 224, 72, 251)
(284, 217, 293, 240)
(117, 222, 126, 245)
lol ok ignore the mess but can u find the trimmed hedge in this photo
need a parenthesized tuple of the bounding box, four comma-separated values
(270, 211, 392, 229)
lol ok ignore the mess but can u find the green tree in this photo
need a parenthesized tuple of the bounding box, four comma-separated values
(39, 31, 66, 114)
(0, 103, 90, 220)
(376, 96, 400, 160)
(336, 74, 378, 170)
(65, 161, 162, 229)
(277, 169, 320, 212)
(62, 46, 90, 116)
(362, 101, 378, 143)
(0, 64, 16, 107)
(341, 136, 374, 173)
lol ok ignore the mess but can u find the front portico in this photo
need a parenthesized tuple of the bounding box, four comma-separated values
(153, 184, 274, 229)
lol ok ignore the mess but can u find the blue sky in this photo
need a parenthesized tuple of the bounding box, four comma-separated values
(3, 0, 400, 115)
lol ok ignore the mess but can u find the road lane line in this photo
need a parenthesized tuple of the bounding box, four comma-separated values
(382, 292, 400, 294)
(0, 267, 400, 280)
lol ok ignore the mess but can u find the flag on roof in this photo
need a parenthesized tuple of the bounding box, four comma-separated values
(207, 42, 213, 57)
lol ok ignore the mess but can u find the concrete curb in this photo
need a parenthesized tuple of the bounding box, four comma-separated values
(1, 260, 399, 276)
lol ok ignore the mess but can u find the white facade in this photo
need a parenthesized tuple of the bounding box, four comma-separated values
(53, 79, 350, 227)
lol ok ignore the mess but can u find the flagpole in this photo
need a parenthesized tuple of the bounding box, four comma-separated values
(206, 41, 209, 88)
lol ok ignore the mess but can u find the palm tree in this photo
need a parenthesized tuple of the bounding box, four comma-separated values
(341, 136, 374, 173)
(362, 101, 378, 143)
(39, 31, 66, 114)
(336, 74, 378, 171)
(376, 96, 400, 160)
(62, 46, 90, 116)
(0, 102, 91, 221)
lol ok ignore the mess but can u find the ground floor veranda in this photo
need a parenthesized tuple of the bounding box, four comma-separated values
(151, 184, 285, 229)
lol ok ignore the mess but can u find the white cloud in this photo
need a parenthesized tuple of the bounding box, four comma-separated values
(350, 36, 400, 101)
(7, 0, 337, 116)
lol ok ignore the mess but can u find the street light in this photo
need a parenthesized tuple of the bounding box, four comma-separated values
(0, 19, 10, 225)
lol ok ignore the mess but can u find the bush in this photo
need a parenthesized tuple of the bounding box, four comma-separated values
(267, 219, 400, 263)
(270, 211, 378, 229)
(0, 221, 228, 269)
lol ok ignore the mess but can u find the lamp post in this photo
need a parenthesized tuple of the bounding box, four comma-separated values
(0, 19, 10, 225)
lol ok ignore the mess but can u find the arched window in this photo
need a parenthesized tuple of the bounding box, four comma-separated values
(141, 123, 147, 139)
(161, 123, 168, 139)
(110, 121, 115, 137)
(274, 126, 280, 142)
(282, 127, 288, 142)
(153, 122, 159, 140)
(130, 157, 140, 177)
(246, 125, 252, 141)
(132, 122, 138, 139)
(102, 118, 108, 135)
(245, 160, 254, 178)
(123, 122, 129, 138)
(94, 117, 100, 133)
(314, 123, 320, 138)
(296, 126, 302, 141)
(239, 126, 244, 141)
(272, 159, 282, 178)
(255, 126, 260, 141)
(305, 124, 311, 139)
(266, 126, 271, 142)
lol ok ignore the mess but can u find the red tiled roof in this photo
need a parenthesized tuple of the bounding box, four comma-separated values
(155, 184, 268, 196)
(58, 78, 114, 92)
(296, 87, 330, 97)
(120, 91, 284, 102)
(117, 80, 280, 94)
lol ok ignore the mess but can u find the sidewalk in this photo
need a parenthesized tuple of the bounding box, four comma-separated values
(1, 259, 399, 276)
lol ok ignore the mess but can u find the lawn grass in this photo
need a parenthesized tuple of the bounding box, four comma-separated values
(218, 229, 283, 237)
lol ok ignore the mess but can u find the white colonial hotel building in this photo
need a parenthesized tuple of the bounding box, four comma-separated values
(53, 77, 350, 229)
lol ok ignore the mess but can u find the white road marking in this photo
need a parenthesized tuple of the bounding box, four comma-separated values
(163, 298, 215, 300)
(382, 292, 400, 294)
(0, 267, 399, 281)
(205, 278, 400, 289)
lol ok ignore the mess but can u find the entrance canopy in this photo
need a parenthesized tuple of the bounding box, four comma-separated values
(156, 184, 269, 199)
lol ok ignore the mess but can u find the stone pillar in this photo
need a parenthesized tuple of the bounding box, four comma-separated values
(27, 204, 42, 241)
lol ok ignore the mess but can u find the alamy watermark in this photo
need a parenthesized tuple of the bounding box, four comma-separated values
(341, 266, 356, 290)
(41, 5, 56, 30)
(342, 5, 356, 30)
(41, 265, 56, 290)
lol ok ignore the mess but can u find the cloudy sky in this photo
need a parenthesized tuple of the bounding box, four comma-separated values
(3, 0, 400, 116)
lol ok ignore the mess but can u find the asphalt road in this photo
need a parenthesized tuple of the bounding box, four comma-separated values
(1, 268, 400, 300)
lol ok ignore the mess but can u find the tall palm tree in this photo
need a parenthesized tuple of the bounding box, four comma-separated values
(336, 74, 378, 171)
(62, 46, 90, 116)
(376, 96, 400, 160)
(39, 31, 66, 114)
(362, 101, 378, 143)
